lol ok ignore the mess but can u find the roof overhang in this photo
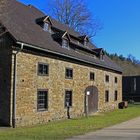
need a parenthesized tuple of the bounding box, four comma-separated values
(16, 41, 122, 74)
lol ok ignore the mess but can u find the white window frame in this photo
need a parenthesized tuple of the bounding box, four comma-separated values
(43, 22, 51, 33)
(62, 39, 69, 49)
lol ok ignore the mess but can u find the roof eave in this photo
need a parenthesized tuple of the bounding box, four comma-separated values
(16, 41, 122, 73)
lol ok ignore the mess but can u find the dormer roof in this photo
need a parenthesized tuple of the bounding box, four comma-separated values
(62, 31, 71, 41)
(52, 31, 71, 42)
(43, 16, 52, 25)
(79, 35, 89, 42)
(36, 15, 52, 26)
(94, 48, 105, 55)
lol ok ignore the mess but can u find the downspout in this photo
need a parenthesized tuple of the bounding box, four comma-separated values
(12, 43, 23, 128)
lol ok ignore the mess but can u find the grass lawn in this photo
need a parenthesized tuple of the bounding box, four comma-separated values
(0, 104, 140, 140)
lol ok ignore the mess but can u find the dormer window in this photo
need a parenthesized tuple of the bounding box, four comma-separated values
(100, 50, 105, 61)
(78, 35, 89, 47)
(94, 48, 105, 61)
(43, 22, 51, 33)
(61, 31, 70, 49)
(77, 41, 80, 45)
(43, 22, 49, 31)
(62, 39, 69, 49)
(84, 40, 88, 47)
(100, 53, 104, 60)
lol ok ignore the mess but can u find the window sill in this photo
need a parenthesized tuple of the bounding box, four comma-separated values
(105, 101, 109, 103)
(38, 74, 49, 76)
(64, 106, 72, 109)
(65, 77, 73, 79)
(62, 46, 70, 50)
(37, 109, 48, 112)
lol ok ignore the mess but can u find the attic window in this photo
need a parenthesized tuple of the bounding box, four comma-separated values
(100, 53, 104, 60)
(62, 39, 69, 49)
(99, 50, 104, 61)
(43, 22, 51, 33)
(84, 40, 88, 47)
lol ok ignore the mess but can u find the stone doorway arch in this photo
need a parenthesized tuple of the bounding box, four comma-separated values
(85, 86, 98, 114)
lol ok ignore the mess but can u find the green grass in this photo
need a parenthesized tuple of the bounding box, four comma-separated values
(0, 104, 140, 140)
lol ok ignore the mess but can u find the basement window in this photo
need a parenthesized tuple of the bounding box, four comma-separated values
(65, 90, 72, 107)
(38, 63, 49, 76)
(105, 90, 109, 102)
(65, 68, 73, 79)
(37, 90, 48, 111)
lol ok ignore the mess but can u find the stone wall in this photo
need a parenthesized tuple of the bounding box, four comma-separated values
(14, 51, 122, 127)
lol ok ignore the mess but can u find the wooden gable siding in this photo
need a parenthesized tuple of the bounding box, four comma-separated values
(0, 35, 13, 126)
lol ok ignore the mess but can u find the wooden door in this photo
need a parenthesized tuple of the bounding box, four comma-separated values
(85, 86, 98, 114)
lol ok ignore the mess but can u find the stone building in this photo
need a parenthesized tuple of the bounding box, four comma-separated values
(0, 0, 122, 127)
(123, 76, 140, 102)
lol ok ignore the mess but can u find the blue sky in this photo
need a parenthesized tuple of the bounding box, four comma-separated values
(19, 0, 140, 60)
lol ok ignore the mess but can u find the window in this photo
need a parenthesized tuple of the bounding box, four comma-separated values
(65, 68, 73, 79)
(62, 39, 69, 48)
(38, 63, 49, 76)
(105, 90, 109, 102)
(90, 72, 95, 81)
(100, 54, 104, 60)
(115, 77, 118, 83)
(65, 90, 72, 107)
(84, 40, 88, 47)
(134, 78, 137, 92)
(43, 22, 51, 32)
(37, 90, 48, 111)
(105, 75, 109, 82)
(43, 22, 49, 31)
(114, 91, 118, 101)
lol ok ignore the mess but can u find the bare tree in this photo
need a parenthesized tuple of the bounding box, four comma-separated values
(127, 54, 140, 65)
(47, 0, 102, 38)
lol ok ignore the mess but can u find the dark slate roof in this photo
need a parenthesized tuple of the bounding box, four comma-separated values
(0, 0, 122, 73)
